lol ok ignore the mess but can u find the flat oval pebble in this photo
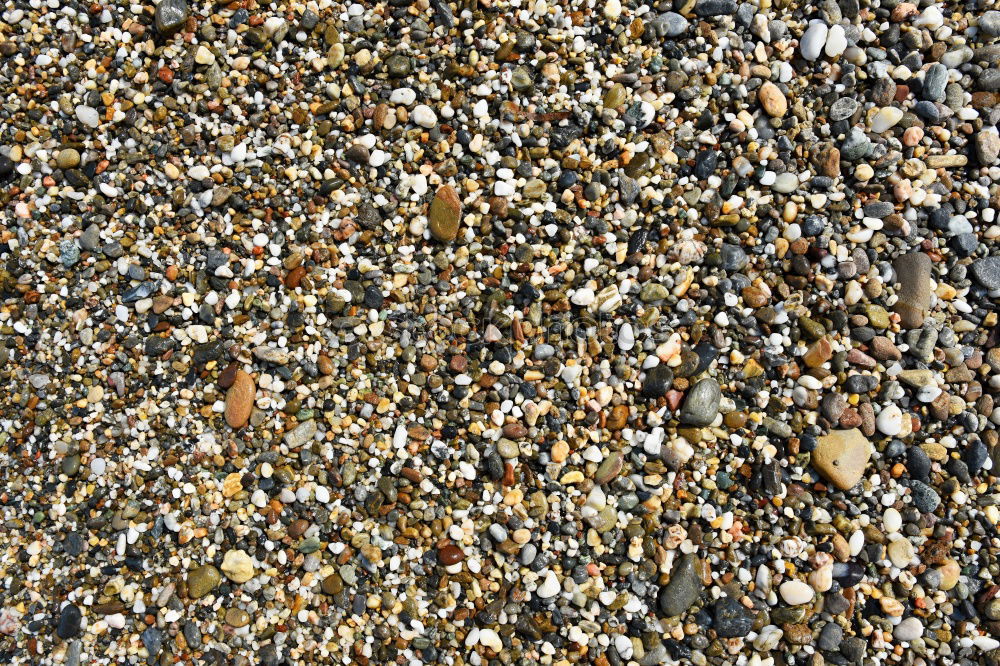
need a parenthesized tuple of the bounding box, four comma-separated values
(779, 580, 815, 605)
(438, 544, 464, 566)
(224, 370, 255, 428)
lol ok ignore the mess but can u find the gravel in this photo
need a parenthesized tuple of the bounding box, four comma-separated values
(1, 0, 999, 663)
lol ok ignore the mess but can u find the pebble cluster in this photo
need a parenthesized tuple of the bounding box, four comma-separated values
(1, 0, 1000, 664)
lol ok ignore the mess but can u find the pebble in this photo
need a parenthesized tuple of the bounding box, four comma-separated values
(186, 565, 221, 599)
(411, 105, 437, 128)
(892, 252, 932, 329)
(283, 420, 317, 449)
(154, 0, 189, 33)
(428, 185, 463, 242)
(800, 21, 829, 60)
(56, 605, 82, 639)
(871, 106, 904, 133)
(971, 256, 1000, 289)
(224, 370, 255, 428)
(657, 554, 702, 617)
(758, 82, 787, 117)
(220, 550, 255, 583)
(679, 378, 721, 426)
(894, 617, 924, 642)
(876, 405, 904, 436)
(713, 597, 755, 638)
(779, 580, 815, 605)
(812, 429, 872, 490)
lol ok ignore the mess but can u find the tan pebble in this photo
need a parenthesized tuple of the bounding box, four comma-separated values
(224, 370, 255, 428)
(221, 549, 255, 583)
(758, 82, 787, 117)
(812, 429, 872, 490)
(550, 441, 569, 463)
(222, 472, 243, 498)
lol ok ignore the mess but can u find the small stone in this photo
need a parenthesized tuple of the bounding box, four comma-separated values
(713, 597, 755, 638)
(187, 565, 221, 599)
(888, 538, 915, 568)
(922, 63, 948, 102)
(971, 256, 1000, 290)
(57, 605, 82, 639)
(758, 82, 787, 117)
(428, 185, 463, 243)
(75, 105, 99, 129)
(975, 129, 1000, 165)
(224, 370, 255, 428)
(870, 106, 904, 133)
(893, 617, 923, 642)
(800, 21, 828, 60)
(411, 105, 437, 128)
(812, 429, 872, 490)
(438, 544, 464, 565)
(195, 45, 215, 65)
(876, 405, 903, 436)
(154, 0, 189, 33)
(594, 452, 624, 484)
(694, 0, 736, 16)
(892, 253, 932, 329)
(657, 553, 702, 617)
(829, 97, 859, 122)
(981, 10, 1000, 37)
(536, 571, 561, 598)
(779, 579, 814, 605)
(56, 148, 81, 169)
(642, 365, 673, 398)
(221, 549, 255, 583)
(141, 628, 164, 657)
(284, 419, 317, 448)
(910, 480, 941, 513)
(321, 573, 343, 595)
(824, 24, 847, 57)
(679, 378, 721, 426)
(225, 608, 251, 628)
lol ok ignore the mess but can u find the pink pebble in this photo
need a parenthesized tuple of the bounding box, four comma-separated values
(902, 126, 924, 147)
(894, 181, 913, 202)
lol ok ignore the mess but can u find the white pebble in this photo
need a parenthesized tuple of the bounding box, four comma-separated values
(411, 104, 437, 128)
(876, 404, 903, 436)
(800, 21, 829, 61)
(536, 571, 561, 598)
(870, 107, 904, 133)
(617, 323, 635, 351)
(883, 507, 902, 533)
(778, 579, 814, 605)
(390, 88, 417, 105)
(893, 617, 924, 642)
(824, 24, 847, 58)
(571, 288, 595, 306)
(76, 105, 100, 128)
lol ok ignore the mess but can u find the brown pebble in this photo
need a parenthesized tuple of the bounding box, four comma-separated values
(502, 423, 528, 438)
(419, 354, 439, 371)
(287, 519, 310, 538)
(285, 265, 307, 289)
(606, 404, 629, 430)
(449, 355, 468, 372)
(224, 370, 255, 428)
(218, 362, 239, 389)
(758, 82, 787, 117)
(438, 544, 464, 565)
(318, 354, 334, 375)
